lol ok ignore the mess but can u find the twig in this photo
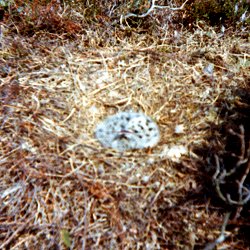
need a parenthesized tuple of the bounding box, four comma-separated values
(204, 212, 231, 250)
(80, 191, 89, 250)
(119, 0, 189, 25)
(0, 216, 35, 249)
(212, 125, 250, 205)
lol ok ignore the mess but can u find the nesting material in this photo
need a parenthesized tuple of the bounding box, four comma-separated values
(95, 111, 160, 151)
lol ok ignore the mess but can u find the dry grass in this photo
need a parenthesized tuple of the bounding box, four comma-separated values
(1, 2, 250, 249)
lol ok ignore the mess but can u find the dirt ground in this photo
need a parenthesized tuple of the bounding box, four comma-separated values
(0, 1, 250, 249)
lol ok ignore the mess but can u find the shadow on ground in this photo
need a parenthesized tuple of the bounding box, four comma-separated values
(156, 84, 250, 249)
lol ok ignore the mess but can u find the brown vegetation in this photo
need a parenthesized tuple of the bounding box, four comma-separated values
(0, 0, 249, 249)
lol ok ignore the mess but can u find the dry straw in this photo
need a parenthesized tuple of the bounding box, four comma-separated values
(0, 3, 250, 248)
